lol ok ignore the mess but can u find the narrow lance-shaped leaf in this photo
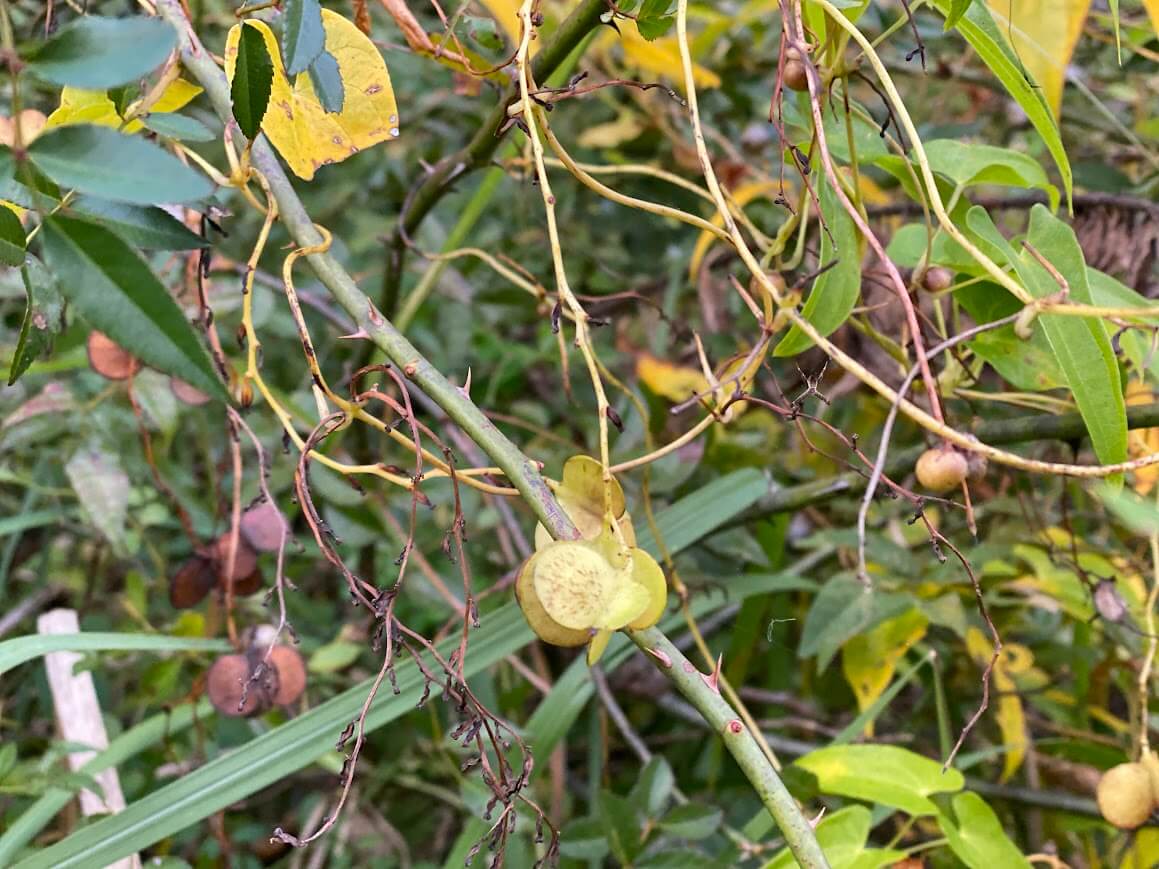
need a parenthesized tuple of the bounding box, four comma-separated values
(24, 16, 177, 89)
(774, 175, 863, 356)
(70, 196, 209, 251)
(28, 125, 214, 205)
(40, 216, 226, 400)
(231, 22, 274, 140)
(0, 202, 26, 266)
(929, 0, 1072, 210)
(282, 0, 326, 75)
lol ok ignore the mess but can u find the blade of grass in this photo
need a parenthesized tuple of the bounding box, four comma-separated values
(0, 634, 230, 677)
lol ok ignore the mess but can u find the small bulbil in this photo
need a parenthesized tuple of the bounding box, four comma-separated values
(915, 447, 969, 493)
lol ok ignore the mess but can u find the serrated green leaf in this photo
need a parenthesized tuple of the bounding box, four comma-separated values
(795, 745, 965, 816)
(8, 256, 64, 386)
(282, 0, 326, 76)
(28, 125, 213, 205)
(24, 16, 176, 89)
(70, 196, 208, 250)
(307, 49, 345, 114)
(141, 112, 216, 143)
(775, 176, 862, 356)
(929, 0, 1072, 210)
(231, 22, 274, 140)
(40, 216, 226, 400)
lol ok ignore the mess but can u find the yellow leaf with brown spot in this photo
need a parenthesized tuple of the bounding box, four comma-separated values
(225, 11, 400, 181)
(841, 609, 928, 735)
(967, 628, 1028, 782)
(985, 0, 1092, 117)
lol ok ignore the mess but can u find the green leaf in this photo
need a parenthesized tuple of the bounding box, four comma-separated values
(634, 468, 768, 555)
(307, 49, 346, 114)
(0, 203, 25, 266)
(775, 175, 862, 356)
(7, 257, 62, 387)
(558, 817, 610, 860)
(1094, 483, 1159, 536)
(955, 281, 1065, 392)
(968, 206, 1126, 469)
(65, 446, 131, 553)
(28, 125, 214, 205)
(0, 743, 17, 782)
(938, 792, 1032, 868)
(307, 640, 362, 673)
(40, 216, 226, 400)
(599, 791, 644, 863)
(944, 0, 975, 28)
(799, 575, 913, 671)
(141, 112, 216, 143)
(921, 139, 1058, 211)
(231, 22, 274, 140)
(794, 744, 965, 816)
(929, 0, 1072, 210)
(24, 16, 176, 89)
(762, 805, 905, 869)
(69, 196, 208, 250)
(629, 756, 676, 818)
(638, 0, 676, 39)
(282, 0, 326, 76)
(0, 701, 211, 864)
(658, 803, 722, 840)
(13, 606, 533, 869)
(0, 633, 228, 678)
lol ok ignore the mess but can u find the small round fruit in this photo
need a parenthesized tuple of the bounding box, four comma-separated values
(921, 267, 954, 292)
(240, 500, 290, 552)
(915, 447, 969, 493)
(169, 555, 216, 609)
(207, 654, 272, 717)
(1097, 762, 1154, 829)
(87, 332, 140, 381)
(267, 645, 307, 706)
(211, 533, 258, 583)
(783, 58, 809, 91)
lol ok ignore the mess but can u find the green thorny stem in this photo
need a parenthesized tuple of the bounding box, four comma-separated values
(153, 0, 828, 863)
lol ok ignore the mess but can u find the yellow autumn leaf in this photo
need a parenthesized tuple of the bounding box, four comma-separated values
(615, 20, 721, 93)
(225, 11, 400, 181)
(477, 0, 523, 47)
(689, 180, 777, 280)
(576, 111, 647, 149)
(966, 627, 1028, 782)
(1127, 379, 1159, 495)
(841, 610, 928, 735)
(985, 0, 1092, 117)
(45, 79, 202, 132)
(636, 353, 711, 404)
(1146, 0, 1159, 37)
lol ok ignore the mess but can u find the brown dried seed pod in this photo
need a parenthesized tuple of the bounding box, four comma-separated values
(267, 645, 307, 706)
(240, 500, 290, 552)
(87, 331, 140, 381)
(168, 555, 216, 609)
(170, 377, 211, 406)
(921, 267, 955, 292)
(915, 447, 969, 493)
(1097, 762, 1154, 829)
(206, 653, 274, 717)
